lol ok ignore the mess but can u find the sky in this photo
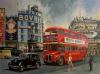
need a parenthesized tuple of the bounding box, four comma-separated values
(0, 0, 100, 29)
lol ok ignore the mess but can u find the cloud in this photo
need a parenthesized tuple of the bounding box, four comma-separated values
(0, 0, 17, 16)
(91, 1, 100, 20)
(0, 0, 100, 29)
(71, 0, 87, 18)
(40, 0, 78, 29)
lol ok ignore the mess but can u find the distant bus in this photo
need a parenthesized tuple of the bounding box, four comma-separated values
(42, 27, 89, 65)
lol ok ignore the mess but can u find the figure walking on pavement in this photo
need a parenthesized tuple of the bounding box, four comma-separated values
(89, 52, 94, 71)
(67, 54, 74, 71)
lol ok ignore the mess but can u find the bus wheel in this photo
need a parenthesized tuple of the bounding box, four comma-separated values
(57, 57, 64, 66)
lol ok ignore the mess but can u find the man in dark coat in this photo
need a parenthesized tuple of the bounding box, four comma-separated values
(89, 53, 93, 71)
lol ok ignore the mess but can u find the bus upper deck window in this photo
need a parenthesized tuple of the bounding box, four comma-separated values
(50, 31, 57, 35)
(58, 30, 64, 34)
(45, 32, 50, 35)
(50, 32, 57, 34)
(45, 31, 57, 35)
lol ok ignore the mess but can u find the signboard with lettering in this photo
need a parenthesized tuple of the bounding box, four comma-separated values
(64, 37, 85, 44)
(19, 26, 31, 29)
(18, 13, 35, 21)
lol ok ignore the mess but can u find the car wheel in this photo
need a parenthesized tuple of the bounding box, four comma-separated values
(19, 65, 24, 72)
(57, 57, 64, 66)
(18, 62, 24, 72)
(8, 66, 12, 70)
(36, 63, 40, 69)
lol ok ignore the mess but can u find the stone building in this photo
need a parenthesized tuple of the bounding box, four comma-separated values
(18, 5, 44, 52)
(69, 17, 100, 53)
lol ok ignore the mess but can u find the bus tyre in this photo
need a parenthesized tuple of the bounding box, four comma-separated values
(57, 57, 64, 66)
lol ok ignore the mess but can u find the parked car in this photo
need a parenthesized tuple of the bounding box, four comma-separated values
(8, 53, 41, 72)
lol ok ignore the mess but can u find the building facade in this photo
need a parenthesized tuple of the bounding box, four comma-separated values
(0, 8, 5, 47)
(18, 5, 44, 52)
(69, 17, 100, 52)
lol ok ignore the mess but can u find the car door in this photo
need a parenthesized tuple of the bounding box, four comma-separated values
(29, 54, 33, 66)
(31, 54, 37, 66)
(25, 54, 32, 67)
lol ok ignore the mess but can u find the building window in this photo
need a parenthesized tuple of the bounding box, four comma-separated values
(36, 12, 38, 15)
(21, 21, 23, 26)
(38, 13, 41, 17)
(21, 29, 24, 34)
(21, 35, 24, 41)
(34, 36, 41, 42)
(32, 11, 34, 14)
(31, 22, 34, 26)
(34, 23, 38, 34)
(34, 16, 38, 23)
(38, 17, 41, 23)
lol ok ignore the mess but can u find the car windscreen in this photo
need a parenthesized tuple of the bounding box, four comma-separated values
(19, 54, 27, 58)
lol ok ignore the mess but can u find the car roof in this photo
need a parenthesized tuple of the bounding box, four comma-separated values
(22, 53, 38, 55)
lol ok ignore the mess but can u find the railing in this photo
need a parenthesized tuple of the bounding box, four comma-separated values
(87, 50, 100, 56)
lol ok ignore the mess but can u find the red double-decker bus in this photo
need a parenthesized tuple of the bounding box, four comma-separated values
(42, 27, 89, 65)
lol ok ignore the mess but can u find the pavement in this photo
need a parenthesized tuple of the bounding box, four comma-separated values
(47, 55, 100, 74)
(0, 54, 100, 74)
(45, 62, 100, 74)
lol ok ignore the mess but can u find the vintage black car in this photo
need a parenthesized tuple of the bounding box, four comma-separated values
(8, 53, 41, 71)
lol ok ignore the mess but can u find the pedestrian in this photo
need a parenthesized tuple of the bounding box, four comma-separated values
(67, 54, 74, 71)
(94, 48, 97, 56)
(89, 52, 93, 71)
